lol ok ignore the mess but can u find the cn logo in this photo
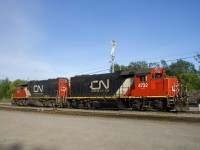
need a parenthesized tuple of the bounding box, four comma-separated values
(90, 79, 109, 92)
(172, 83, 178, 92)
(33, 85, 43, 93)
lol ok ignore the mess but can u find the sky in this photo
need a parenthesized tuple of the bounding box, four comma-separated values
(0, 0, 200, 81)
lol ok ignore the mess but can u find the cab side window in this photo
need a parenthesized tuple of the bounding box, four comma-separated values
(155, 73, 162, 78)
(140, 75, 147, 82)
(151, 74, 155, 80)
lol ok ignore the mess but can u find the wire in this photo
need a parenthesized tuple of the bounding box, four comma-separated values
(76, 65, 110, 75)
(117, 51, 200, 64)
(89, 69, 110, 75)
(157, 56, 197, 64)
(74, 51, 200, 75)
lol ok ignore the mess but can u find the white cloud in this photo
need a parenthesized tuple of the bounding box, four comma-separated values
(0, 1, 56, 80)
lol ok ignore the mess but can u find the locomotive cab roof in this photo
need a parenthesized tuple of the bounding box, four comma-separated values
(75, 68, 165, 78)
(16, 82, 28, 87)
(120, 68, 158, 76)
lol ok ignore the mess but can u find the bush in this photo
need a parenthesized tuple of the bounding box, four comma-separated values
(0, 98, 11, 103)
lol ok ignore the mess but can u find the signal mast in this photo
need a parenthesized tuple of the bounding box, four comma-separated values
(111, 40, 116, 73)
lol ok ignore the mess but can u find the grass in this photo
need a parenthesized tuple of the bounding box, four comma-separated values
(0, 98, 11, 103)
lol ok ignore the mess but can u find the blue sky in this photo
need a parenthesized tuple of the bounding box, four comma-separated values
(0, 0, 200, 80)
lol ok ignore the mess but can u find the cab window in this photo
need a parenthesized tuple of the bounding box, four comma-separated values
(140, 75, 147, 82)
(155, 73, 162, 78)
(151, 74, 155, 80)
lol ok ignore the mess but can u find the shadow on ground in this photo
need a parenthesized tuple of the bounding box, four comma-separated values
(0, 143, 56, 150)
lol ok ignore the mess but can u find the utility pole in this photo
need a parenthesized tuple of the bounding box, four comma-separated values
(111, 40, 116, 73)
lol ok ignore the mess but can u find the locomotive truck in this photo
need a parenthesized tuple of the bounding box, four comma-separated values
(12, 67, 188, 111)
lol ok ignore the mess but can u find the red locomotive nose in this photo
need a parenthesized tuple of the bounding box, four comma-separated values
(164, 78, 180, 97)
(12, 83, 27, 98)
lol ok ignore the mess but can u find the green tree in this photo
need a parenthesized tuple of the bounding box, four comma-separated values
(194, 53, 200, 76)
(114, 63, 121, 71)
(148, 62, 159, 68)
(7, 79, 26, 98)
(160, 60, 171, 76)
(160, 59, 199, 90)
(110, 63, 129, 72)
(178, 73, 200, 90)
(0, 78, 26, 100)
(128, 61, 148, 70)
(194, 53, 200, 63)
(170, 59, 197, 76)
(0, 78, 11, 99)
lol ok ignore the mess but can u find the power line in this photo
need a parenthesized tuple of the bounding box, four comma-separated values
(117, 51, 200, 64)
(89, 69, 110, 75)
(159, 56, 196, 64)
(76, 65, 110, 75)
(74, 51, 200, 75)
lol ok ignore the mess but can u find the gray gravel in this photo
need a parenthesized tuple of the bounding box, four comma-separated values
(1, 104, 200, 121)
(0, 110, 200, 150)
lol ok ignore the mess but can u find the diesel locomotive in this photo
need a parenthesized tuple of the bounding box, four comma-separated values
(12, 67, 188, 111)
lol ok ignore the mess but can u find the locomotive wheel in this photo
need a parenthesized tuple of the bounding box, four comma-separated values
(22, 100, 27, 106)
(132, 101, 141, 110)
(72, 100, 78, 108)
(78, 101, 84, 109)
(36, 100, 44, 107)
(156, 100, 163, 111)
(67, 101, 72, 108)
(92, 101, 101, 109)
(85, 100, 91, 109)
(62, 100, 70, 108)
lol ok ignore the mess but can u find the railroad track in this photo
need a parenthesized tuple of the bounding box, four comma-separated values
(0, 103, 200, 123)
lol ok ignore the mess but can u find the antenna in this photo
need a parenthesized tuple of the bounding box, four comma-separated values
(111, 40, 116, 73)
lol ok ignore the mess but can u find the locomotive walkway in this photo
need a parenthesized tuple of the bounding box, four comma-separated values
(0, 102, 200, 123)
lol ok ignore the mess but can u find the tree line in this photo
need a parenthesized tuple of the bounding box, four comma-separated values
(0, 79, 25, 100)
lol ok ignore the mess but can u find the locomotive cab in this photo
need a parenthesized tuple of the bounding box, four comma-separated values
(150, 68, 166, 91)
(12, 83, 28, 98)
(12, 83, 30, 105)
(151, 68, 188, 111)
(131, 68, 168, 97)
(128, 67, 188, 111)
